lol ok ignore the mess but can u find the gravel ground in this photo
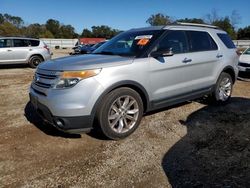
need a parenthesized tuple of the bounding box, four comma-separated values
(0, 52, 249, 187)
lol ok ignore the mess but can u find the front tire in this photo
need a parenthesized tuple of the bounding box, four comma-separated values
(97, 87, 143, 140)
(28, 55, 43, 68)
(210, 72, 233, 104)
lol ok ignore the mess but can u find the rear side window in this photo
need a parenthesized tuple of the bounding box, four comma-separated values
(13, 39, 29, 47)
(0, 39, 12, 48)
(187, 31, 218, 52)
(29, 40, 40, 47)
(217, 33, 236, 49)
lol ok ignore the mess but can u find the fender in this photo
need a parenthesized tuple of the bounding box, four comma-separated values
(90, 80, 151, 118)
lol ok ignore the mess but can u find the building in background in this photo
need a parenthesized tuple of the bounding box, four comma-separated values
(79, 38, 106, 45)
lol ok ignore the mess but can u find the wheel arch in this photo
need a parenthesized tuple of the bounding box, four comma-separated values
(91, 80, 150, 118)
(221, 66, 236, 83)
(28, 54, 45, 62)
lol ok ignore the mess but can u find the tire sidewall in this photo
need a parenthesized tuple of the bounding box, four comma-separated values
(214, 72, 233, 103)
(98, 87, 144, 140)
(29, 56, 43, 68)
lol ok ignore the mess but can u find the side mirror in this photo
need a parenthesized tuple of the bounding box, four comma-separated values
(151, 48, 174, 57)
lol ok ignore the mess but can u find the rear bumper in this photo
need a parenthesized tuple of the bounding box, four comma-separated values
(30, 93, 93, 133)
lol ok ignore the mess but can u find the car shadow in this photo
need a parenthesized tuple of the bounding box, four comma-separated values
(162, 97, 250, 187)
(0, 64, 30, 69)
(24, 102, 81, 139)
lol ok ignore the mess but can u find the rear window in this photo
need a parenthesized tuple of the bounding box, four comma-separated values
(187, 31, 218, 52)
(29, 40, 40, 47)
(217, 33, 236, 49)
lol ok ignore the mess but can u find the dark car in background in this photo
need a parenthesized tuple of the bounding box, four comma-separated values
(72, 41, 106, 55)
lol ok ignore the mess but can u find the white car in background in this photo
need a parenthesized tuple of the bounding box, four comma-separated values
(238, 48, 250, 73)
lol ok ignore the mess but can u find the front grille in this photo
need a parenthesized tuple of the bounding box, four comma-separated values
(36, 72, 57, 79)
(33, 68, 60, 89)
(34, 81, 51, 88)
(239, 62, 250, 67)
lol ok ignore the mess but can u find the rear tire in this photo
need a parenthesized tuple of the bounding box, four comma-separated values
(28, 55, 43, 68)
(97, 87, 143, 140)
(210, 72, 233, 104)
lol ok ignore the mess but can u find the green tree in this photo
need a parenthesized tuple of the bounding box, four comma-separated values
(0, 22, 22, 36)
(81, 28, 93, 37)
(146, 13, 172, 26)
(45, 19, 61, 38)
(177, 18, 205, 24)
(213, 17, 237, 39)
(60, 25, 78, 38)
(25, 23, 54, 38)
(3, 13, 23, 28)
(205, 9, 240, 39)
(39, 30, 54, 38)
(237, 26, 250, 40)
(0, 14, 4, 24)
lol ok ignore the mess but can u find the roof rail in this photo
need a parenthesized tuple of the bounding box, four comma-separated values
(175, 22, 220, 29)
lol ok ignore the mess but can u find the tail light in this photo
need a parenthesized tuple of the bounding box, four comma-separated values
(44, 45, 50, 53)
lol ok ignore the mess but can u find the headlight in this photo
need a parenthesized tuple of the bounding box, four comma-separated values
(54, 69, 101, 89)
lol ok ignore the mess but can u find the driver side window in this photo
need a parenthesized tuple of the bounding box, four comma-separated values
(157, 31, 188, 54)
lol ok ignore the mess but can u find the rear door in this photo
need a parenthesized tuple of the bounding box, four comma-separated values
(184, 30, 221, 90)
(12, 39, 30, 62)
(148, 29, 220, 104)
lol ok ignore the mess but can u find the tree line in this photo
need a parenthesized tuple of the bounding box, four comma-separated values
(0, 11, 250, 40)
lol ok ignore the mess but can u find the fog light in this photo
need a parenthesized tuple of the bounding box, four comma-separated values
(54, 119, 64, 128)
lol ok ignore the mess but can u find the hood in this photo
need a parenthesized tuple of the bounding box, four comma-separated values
(38, 54, 134, 71)
(239, 54, 250, 64)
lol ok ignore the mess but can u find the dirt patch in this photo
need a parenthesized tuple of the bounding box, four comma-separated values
(0, 54, 250, 187)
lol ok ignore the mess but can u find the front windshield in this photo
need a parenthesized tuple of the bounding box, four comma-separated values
(93, 30, 163, 57)
(243, 48, 250, 55)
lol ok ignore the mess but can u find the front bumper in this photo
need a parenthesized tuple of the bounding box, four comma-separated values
(29, 93, 93, 133)
(238, 62, 250, 72)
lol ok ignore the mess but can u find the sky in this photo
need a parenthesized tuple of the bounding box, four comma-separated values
(1, 0, 249, 33)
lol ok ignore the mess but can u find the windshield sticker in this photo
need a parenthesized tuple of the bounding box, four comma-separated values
(137, 38, 150, 46)
(135, 35, 153, 40)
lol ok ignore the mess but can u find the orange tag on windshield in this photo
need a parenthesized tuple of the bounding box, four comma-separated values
(137, 38, 150, 46)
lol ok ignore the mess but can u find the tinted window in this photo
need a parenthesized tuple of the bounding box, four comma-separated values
(217, 33, 236, 49)
(29, 40, 40, 46)
(13, 39, 29, 47)
(0, 39, 12, 48)
(157, 30, 188, 54)
(188, 31, 218, 52)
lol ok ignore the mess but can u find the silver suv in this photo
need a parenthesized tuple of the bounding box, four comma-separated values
(29, 23, 239, 139)
(0, 37, 51, 68)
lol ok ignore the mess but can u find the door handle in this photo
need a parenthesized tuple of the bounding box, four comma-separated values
(7, 49, 12, 52)
(29, 49, 33, 51)
(216, 54, 223, 58)
(182, 58, 192, 63)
